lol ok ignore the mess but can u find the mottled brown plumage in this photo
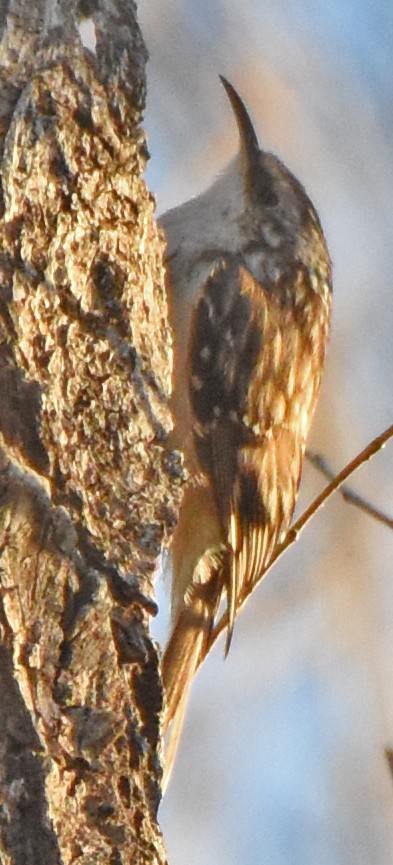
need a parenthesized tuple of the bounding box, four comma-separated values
(160, 77, 332, 785)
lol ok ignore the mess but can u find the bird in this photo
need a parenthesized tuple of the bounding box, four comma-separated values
(159, 76, 332, 785)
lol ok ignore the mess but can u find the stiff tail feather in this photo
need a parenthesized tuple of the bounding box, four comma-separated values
(161, 618, 206, 791)
(161, 564, 221, 790)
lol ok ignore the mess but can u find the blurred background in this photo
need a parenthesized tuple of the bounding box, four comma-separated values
(139, 2, 393, 862)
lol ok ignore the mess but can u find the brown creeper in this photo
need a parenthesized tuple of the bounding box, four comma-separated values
(160, 77, 332, 782)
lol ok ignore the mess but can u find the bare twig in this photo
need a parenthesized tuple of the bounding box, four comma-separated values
(307, 450, 393, 530)
(384, 748, 393, 782)
(208, 423, 393, 656)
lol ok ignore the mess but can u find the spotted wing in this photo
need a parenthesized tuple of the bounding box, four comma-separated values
(188, 259, 330, 652)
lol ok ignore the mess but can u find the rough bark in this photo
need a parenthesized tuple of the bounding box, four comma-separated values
(0, 1, 181, 862)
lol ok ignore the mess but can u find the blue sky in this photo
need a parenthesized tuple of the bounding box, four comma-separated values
(139, 2, 393, 862)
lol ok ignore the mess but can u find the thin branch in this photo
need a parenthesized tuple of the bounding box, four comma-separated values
(307, 450, 393, 531)
(384, 748, 393, 782)
(207, 423, 393, 657)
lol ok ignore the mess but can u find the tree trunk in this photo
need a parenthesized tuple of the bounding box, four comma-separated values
(0, 1, 179, 861)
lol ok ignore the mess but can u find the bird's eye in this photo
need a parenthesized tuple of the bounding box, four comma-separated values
(252, 172, 279, 207)
(260, 187, 279, 207)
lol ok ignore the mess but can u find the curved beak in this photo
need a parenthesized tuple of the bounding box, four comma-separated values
(220, 75, 276, 206)
(219, 76, 260, 176)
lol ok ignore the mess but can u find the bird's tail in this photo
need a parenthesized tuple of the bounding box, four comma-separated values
(161, 564, 221, 790)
